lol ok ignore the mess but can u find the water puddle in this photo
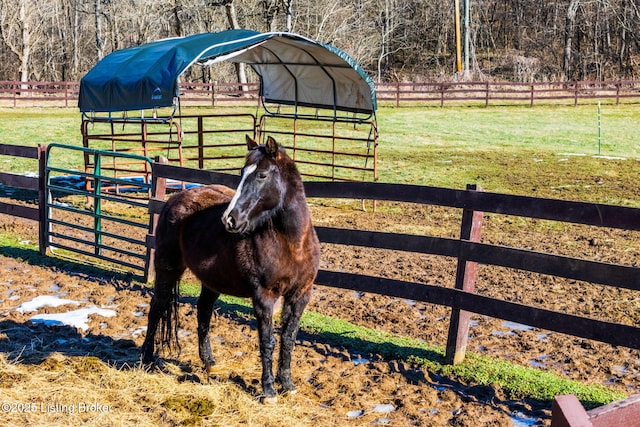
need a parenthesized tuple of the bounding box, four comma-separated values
(501, 321, 534, 331)
(529, 354, 549, 368)
(510, 411, 539, 426)
(352, 357, 370, 365)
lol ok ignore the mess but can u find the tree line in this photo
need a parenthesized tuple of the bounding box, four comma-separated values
(0, 0, 638, 85)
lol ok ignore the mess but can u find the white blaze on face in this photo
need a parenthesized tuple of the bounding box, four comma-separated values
(223, 163, 257, 227)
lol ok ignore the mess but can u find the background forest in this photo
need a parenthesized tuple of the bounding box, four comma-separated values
(0, 0, 638, 85)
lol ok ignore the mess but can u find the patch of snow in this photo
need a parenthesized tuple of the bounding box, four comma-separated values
(372, 404, 395, 413)
(130, 326, 147, 338)
(16, 295, 80, 313)
(593, 155, 626, 160)
(29, 306, 116, 331)
(346, 409, 364, 418)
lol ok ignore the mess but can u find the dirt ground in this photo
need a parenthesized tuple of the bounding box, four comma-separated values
(0, 195, 639, 426)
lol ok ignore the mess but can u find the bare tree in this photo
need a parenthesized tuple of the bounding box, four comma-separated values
(563, 0, 581, 80)
(0, 0, 45, 83)
(0, 0, 638, 84)
(94, 0, 105, 60)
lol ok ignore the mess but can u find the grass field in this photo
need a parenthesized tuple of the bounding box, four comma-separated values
(1, 104, 638, 205)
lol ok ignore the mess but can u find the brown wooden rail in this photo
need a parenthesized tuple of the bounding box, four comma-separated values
(0, 80, 639, 108)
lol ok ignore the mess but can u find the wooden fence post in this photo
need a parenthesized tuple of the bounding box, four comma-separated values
(530, 83, 535, 107)
(37, 144, 48, 256)
(445, 184, 484, 365)
(144, 156, 168, 283)
(211, 81, 216, 108)
(551, 395, 592, 427)
(395, 82, 400, 107)
(485, 81, 490, 107)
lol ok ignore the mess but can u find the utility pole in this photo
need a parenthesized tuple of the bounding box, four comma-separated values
(463, 0, 470, 79)
(454, 0, 462, 77)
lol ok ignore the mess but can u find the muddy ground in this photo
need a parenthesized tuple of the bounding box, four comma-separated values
(0, 195, 639, 426)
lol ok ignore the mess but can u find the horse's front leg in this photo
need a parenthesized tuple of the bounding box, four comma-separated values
(277, 285, 312, 393)
(252, 291, 277, 403)
(197, 286, 220, 372)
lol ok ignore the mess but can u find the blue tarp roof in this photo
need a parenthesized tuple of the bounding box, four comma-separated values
(79, 29, 377, 115)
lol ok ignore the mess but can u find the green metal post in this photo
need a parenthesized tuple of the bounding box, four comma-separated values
(94, 151, 102, 255)
(597, 101, 602, 156)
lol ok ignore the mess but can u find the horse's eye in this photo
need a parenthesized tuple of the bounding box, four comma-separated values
(257, 171, 269, 180)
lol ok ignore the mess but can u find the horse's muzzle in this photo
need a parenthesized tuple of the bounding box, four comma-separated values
(222, 212, 247, 234)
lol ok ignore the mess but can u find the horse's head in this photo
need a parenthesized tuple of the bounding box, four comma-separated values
(222, 135, 290, 234)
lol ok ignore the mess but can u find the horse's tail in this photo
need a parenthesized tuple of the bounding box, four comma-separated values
(151, 201, 187, 356)
(156, 274, 181, 355)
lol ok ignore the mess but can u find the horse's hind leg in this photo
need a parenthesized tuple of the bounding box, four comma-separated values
(197, 286, 219, 372)
(277, 285, 312, 393)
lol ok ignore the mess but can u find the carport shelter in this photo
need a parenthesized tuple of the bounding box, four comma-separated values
(77, 29, 378, 183)
(78, 29, 377, 117)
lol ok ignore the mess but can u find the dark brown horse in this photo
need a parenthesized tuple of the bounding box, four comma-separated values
(141, 135, 320, 403)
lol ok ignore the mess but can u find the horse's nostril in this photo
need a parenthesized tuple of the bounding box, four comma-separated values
(226, 216, 235, 229)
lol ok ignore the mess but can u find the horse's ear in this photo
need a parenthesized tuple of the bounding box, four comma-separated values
(246, 135, 259, 150)
(265, 136, 279, 157)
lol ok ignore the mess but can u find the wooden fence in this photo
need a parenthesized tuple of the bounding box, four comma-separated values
(147, 162, 640, 366)
(1, 144, 639, 421)
(1, 79, 640, 108)
(0, 143, 46, 253)
(375, 80, 640, 107)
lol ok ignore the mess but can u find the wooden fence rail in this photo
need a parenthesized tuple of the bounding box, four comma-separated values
(0, 79, 639, 108)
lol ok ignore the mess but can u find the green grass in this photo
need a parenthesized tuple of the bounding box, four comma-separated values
(375, 105, 640, 206)
(2, 105, 639, 205)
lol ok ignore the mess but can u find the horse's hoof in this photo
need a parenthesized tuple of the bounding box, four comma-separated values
(261, 395, 278, 405)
